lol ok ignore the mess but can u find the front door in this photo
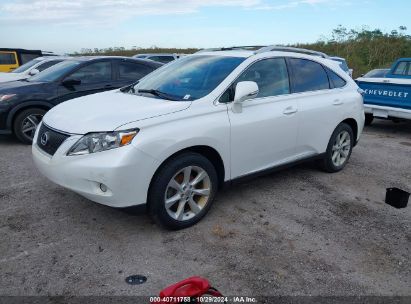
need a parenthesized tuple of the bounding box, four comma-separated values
(56, 60, 114, 104)
(225, 57, 300, 178)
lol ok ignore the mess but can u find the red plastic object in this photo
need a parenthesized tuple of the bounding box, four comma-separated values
(152, 276, 223, 304)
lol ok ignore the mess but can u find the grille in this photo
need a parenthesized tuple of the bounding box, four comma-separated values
(37, 124, 70, 156)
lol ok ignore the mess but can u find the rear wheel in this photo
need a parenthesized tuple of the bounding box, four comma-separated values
(13, 108, 46, 144)
(148, 152, 218, 230)
(365, 114, 374, 126)
(319, 123, 354, 173)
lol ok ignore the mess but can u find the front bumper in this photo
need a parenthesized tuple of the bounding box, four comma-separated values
(32, 129, 161, 208)
(0, 106, 11, 134)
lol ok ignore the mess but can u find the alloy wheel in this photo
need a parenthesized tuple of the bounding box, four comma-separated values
(21, 114, 43, 141)
(331, 130, 351, 167)
(164, 166, 211, 221)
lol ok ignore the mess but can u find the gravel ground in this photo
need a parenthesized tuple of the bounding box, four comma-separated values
(0, 120, 410, 297)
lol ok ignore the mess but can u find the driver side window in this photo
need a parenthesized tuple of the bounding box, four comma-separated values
(220, 58, 290, 103)
(68, 61, 112, 84)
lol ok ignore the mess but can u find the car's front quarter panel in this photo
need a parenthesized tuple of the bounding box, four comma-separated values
(120, 99, 232, 183)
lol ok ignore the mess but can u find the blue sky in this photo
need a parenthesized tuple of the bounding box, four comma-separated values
(0, 0, 410, 54)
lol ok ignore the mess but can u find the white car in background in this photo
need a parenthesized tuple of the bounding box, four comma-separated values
(0, 57, 68, 83)
(330, 56, 353, 77)
(133, 53, 180, 64)
(33, 46, 364, 229)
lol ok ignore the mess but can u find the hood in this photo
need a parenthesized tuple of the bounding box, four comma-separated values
(0, 79, 48, 94)
(0, 72, 26, 83)
(43, 90, 191, 134)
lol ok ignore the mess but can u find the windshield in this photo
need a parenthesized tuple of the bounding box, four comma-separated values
(132, 55, 245, 101)
(364, 69, 389, 78)
(28, 60, 81, 82)
(12, 59, 42, 73)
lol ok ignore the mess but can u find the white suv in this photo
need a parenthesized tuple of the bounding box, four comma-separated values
(32, 46, 365, 229)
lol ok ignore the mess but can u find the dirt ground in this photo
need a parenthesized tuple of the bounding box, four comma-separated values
(0, 120, 410, 297)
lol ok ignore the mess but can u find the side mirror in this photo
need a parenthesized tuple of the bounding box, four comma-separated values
(232, 81, 259, 113)
(62, 78, 81, 87)
(28, 68, 40, 76)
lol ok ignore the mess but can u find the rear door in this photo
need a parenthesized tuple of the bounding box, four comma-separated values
(287, 58, 346, 156)
(56, 60, 114, 104)
(226, 57, 300, 178)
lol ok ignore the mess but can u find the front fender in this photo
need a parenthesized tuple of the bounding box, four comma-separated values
(6, 100, 54, 129)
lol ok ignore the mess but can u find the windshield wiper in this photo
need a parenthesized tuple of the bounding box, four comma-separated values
(120, 80, 139, 94)
(137, 89, 181, 101)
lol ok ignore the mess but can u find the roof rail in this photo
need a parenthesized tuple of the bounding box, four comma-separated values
(196, 46, 265, 53)
(255, 46, 329, 58)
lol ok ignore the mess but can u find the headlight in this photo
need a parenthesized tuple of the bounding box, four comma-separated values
(67, 129, 139, 156)
(0, 94, 16, 102)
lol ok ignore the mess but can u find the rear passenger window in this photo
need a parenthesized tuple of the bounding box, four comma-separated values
(289, 58, 330, 93)
(118, 62, 153, 81)
(327, 69, 346, 88)
(0, 52, 16, 64)
(149, 56, 174, 63)
(393, 62, 407, 75)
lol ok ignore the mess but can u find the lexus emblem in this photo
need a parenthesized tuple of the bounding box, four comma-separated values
(41, 132, 49, 146)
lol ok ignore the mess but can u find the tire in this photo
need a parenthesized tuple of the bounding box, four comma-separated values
(13, 108, 46, 144)
(319, 123, 354, 173)
(148, 152, 218, 230)
(365, 114, 374, 126)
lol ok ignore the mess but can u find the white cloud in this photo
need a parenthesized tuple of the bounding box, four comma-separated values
(0, 0, 342, 26)
(252, 0, 342, 10)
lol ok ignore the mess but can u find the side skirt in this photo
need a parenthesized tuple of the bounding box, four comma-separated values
(224, 153, 326, 188)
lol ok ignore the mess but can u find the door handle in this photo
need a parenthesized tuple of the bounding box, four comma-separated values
(283, 106, 298, 115)
(333, 99, 343, 105)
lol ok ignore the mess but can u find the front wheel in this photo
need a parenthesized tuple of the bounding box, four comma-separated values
(148, 152, 218, 230)
(13, 108, 46, 144)
(319, 123, 354, 173)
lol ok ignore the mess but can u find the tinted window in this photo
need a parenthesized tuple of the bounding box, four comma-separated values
(407, 64, 411, 76)
(149, 56, 175, 63)
(327, 68, 346, 88)
(69, 61, 112, 84)
(20, 53, 40, 64)
(393, 62, 408, 75)
(289, 58, 330, 93)
(118, 62, 153, 81)
(0, 52, 16, 64)
(223, 58, 290, 102)
(133, 55, 245, 101)
(36, 60, 63, 72)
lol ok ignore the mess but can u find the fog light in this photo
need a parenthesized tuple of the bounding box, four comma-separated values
(100, 183, 108, 193)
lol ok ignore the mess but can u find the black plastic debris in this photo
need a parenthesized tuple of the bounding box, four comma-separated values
(385, 188, 410, 209)
(125, 275, 147, 285)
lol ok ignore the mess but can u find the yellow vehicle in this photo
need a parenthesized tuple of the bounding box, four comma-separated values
(0, 48, 43, 72)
